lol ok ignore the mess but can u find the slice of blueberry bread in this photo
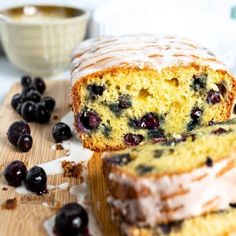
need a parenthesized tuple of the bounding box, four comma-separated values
(71, 35, 236, 151)
(102, 119, 236, 226)
(122, 208, 236, 236)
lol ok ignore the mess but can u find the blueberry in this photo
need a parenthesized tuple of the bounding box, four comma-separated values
(105, 153, 132, 166)
(11, 93, 24, 110)
(191, 73, 207, 91)
(87, 84, 105, 99)
(4, 160, 27, 187)
(17, 134, 33, 152)
(108, 103, 122, 116)
(33, 77, 46, 94)
(124, 133, 144, 146)
(22, 85, 36, 96)
(21, 75, 32, 87)
(206, 89, 221, 104)
(211, 127, 227, 135)
(101, 123, 112, 138)
(16, 103, 23, 115)
(24, 166, 47, 195)
(24, 90, 41, 103)
(190, 107, 203, 120)
(54, 203, 89, 236)
(118, 94, 132, 109)
(187, 120, 198, 131)
(21, 101, 36, 122)
(7, 120, 31, 146)
(205, 157, 213, 167)
(147, 128, 165, 139)
(159, 221, 183, 234)
(139, 112, 159, 129)
(128, 118, 140, 129)
(52, 122, 72, 142)
(153, 149, 164, 158)
(35, 103, 51, 123)
(135, 164, 153, 175)
(77, 110, 101, 132)
(41, 96, 56, 111)
(208, 120, 216, 126)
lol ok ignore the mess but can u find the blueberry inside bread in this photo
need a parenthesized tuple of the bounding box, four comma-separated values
(102, 119, 236, 226)
(71, 35, 236, 151)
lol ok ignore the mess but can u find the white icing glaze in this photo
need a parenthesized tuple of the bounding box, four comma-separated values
(39, 112, 93, 176)
(14, 182, 68, 195)
(43, 112, 101, 236)
(15, 185, 33, 195)
(58, 182, 69, 190)
(44, 215, 56, 236)
(107, 155, 236, 226)
(71, 35, 229, 85)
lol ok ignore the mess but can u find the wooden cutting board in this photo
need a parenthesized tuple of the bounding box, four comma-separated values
(0, 80, 119, 236)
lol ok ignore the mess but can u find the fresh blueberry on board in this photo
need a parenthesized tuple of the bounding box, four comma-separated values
(17, 134, 33, 152)
(24, 166, 47, 195)
(21, 101, 36, 122)
(54, 203, 89, 236)
(7, 120, 31, 146)
(24, 90, 41, 103)
(4, 160, 27, 187)
(11, 93, 24, 110)
(35, 103, 51, 124)
(52, 122, 72, 143)
(41, 96, 56, 111)
(33, 77, 46, 94)
(21, 75, 32, 88)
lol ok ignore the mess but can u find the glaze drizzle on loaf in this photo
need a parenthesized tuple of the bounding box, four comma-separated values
(71, 35, 227, 83)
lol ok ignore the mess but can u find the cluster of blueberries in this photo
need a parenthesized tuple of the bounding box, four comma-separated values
(4, 160, 47, 195)
(11, 75, 56, 123)
(8, 76, 73, 152)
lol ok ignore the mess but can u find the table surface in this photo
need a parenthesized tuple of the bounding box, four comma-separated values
(0, 56, 70, 103)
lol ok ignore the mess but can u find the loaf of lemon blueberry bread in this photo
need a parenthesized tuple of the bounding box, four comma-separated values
(102, 119, 236, 227)
(71, 35, 236, 151)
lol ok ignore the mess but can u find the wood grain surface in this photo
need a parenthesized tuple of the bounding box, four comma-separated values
(0, 80, 119, 236)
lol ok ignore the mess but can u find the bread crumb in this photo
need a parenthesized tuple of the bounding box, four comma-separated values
(2, 198, 17, 210)
(53, 114, 59, 120)
(61, 161, 83, 178)
(56, 143, 64, 150)
(52, 200, 61, 211)
(2, 187, 8, 191)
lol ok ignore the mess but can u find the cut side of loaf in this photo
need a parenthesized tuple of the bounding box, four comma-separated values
(122, 208, 236, 236)
(71, 35, 236, 151)
(102, 119, 236, 226)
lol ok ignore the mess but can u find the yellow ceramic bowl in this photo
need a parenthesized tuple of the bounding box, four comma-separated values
(0, 5, 89, 75)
